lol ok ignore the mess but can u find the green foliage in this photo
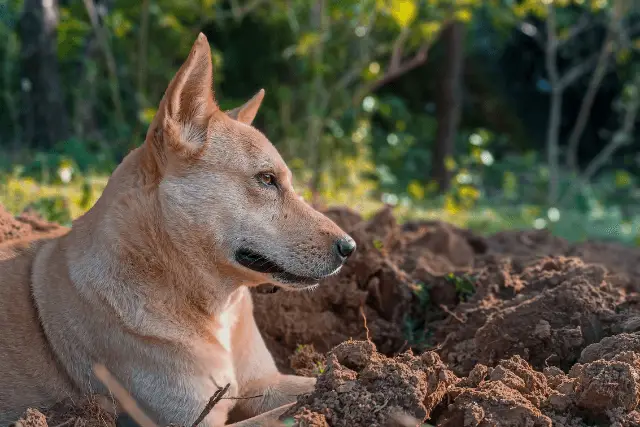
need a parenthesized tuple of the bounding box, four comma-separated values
(26, 196, 73, 226)
(445, 273, 476, 302)
(0, 0, 638, 249)
(294, 344, 326, 375)
(402, 281, 433, 350)
(411, 282, 431, 308)
(402, 314, 431, 351)
(0, 174, 106, 220)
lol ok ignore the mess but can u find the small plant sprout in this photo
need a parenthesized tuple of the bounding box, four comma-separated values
(445, 273, 476, 302)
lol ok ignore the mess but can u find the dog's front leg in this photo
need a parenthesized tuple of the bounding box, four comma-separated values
(228, 374, 315, 422)
(229, 289, 315, 422)
(226, 402, 295, 427)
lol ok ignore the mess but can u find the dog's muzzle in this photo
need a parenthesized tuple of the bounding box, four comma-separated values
(234, 248, 332, 285)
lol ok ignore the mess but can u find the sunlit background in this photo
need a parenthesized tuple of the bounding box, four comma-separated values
(0, 0, 639, 243)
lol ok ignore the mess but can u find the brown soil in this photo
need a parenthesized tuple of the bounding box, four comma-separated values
(283, 340, 458, 426)
(12, 398, 117, 427)
(0, 205, 66, 245)
(7, 204, 640, 426)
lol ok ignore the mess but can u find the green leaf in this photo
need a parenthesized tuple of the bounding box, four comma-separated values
(296, 32, 321, 56)
(390, 0, 417, 28)
(373, 239, 384, 250)
(420, 21, 441, 40)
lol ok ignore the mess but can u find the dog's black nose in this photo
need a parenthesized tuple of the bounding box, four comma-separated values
(335, 235, 357, 258)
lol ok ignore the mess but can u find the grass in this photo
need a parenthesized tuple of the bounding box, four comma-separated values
(0, 176, 107, 224)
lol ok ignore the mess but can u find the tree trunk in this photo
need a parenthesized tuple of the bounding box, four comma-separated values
(565, 25, 614, 172)
(18, 0, 69, 149)
(546, 88, 562, 203)
(307, 0, 327, 204)
(73, 0, 113, 142)
(431, 21, 465, 193)
(73, 34, 100, 140)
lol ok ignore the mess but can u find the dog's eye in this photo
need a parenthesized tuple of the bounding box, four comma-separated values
(257, 172, 277, 187)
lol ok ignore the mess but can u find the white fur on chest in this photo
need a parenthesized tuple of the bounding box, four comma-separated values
(211, 302, 236, 353)
(148, 289, 247, 426)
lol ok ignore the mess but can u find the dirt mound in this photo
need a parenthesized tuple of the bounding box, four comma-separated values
(579, 333, 640, 363)
(438, 350, 640, 427)
(472, 279, 619, 369)
(440, 379, 552, 427)
(0, 205, 34, 243)
(282, 340, 458, 426)
(438, 356, 555, 426)
(0, 206, 65, 244)
(485, 228, 570, 260)
(568, 241, 640, 291)
(283, 335, 640, 426)
(251, 205, 640, 425)
(432, 256, 628, 375)
(13, 399, 116, 427)
(7, 203, 640, 426)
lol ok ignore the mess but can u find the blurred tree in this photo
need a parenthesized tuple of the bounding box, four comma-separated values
(70, 0, 111, 142)
(432, 20, 465, 192)
(565, 0, 637, 172)
(1, 0, 639, 212)
(18, 0, 69, 149)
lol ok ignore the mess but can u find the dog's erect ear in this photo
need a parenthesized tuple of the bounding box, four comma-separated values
(158, 33, 217, 153)
(226, 89, 265, 125)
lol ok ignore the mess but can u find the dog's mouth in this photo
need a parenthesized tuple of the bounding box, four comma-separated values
(234, 248, 326, 286)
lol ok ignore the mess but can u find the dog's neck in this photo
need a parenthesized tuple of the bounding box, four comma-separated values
(64, 146, 239, 338)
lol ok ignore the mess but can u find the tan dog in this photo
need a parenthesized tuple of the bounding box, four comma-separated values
(0, 33, 356, 426)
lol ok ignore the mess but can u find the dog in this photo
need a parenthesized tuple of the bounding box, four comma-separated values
(0, 33, 356, 426)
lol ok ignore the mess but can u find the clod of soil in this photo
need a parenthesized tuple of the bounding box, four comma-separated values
(579, 332, 640, 364)
(439, 356, 553, 427)
(570, 359, 640, 414)
(608, 409, 640, 427)
(440, 381, 552, 427)
(282, 340, 458, 426)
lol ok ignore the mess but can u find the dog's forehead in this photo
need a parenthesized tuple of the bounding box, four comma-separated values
(209, 119, 288, 173)
(244, 136, 290, 177)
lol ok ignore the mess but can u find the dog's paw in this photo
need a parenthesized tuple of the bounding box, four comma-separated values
(280, 374, 316, 396)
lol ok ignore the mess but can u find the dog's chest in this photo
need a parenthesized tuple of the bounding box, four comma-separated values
(211, 307, 235, 353)
(194, 290, 247, 391)
(186, 338, 239, 423)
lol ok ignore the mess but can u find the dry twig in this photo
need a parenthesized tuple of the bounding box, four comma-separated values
(360, 305, 371, 342)
(93, 364, 159, 427)
(191, 383, 231, 427)
(439, 304, 466, 324)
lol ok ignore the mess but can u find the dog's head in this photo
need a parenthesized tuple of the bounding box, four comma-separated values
(142, 34, 355, 290)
